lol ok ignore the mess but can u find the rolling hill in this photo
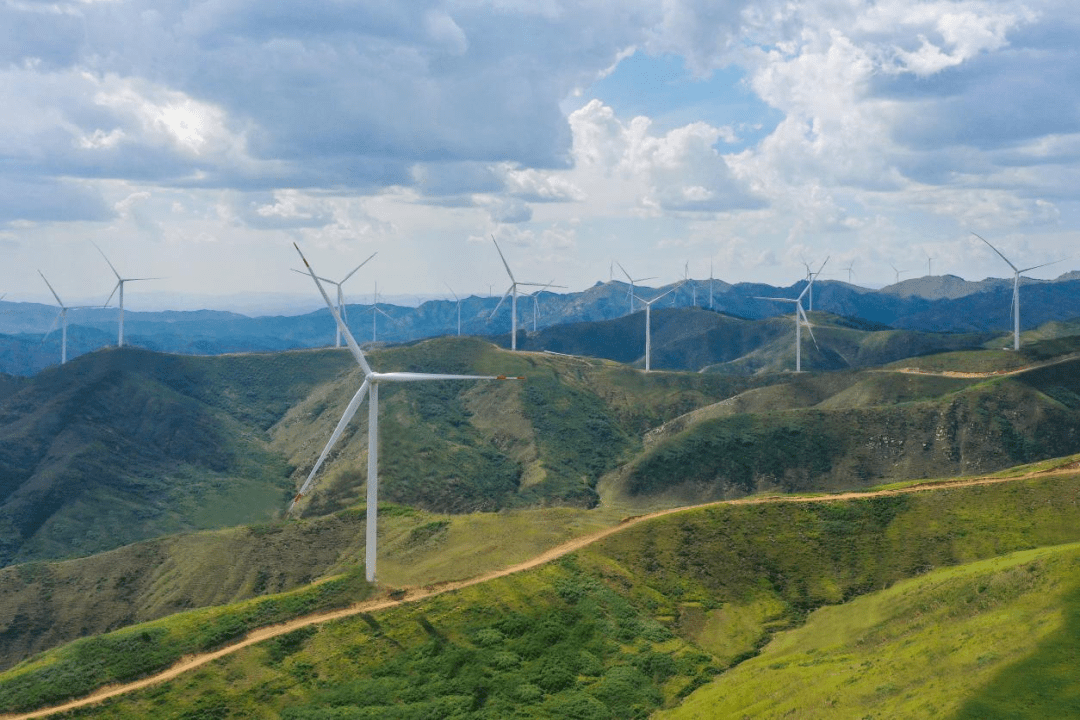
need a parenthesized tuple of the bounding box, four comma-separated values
(2, 465, 1079, 717)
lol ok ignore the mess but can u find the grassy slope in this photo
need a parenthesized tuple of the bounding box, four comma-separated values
(0, 503, 619, 673)
(616, 356, 1080, 504)
(0, 347, 356, 567)
(659, 542, 1080, 719)
(6, 472, 1080, 717)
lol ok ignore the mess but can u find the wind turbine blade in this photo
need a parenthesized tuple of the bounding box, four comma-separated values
(42, 310, 63, 342)
(756, 296, 798, 303)
(294, 242, 373, 376)
(815, 256, 830, 278)
(492, 236, 516, 283)
(37, 271, 64, 307)
(443, 282, 459, 302)
(490, 286, 513, 318)
(616, 261, 633, 283)
(340, 252, 378, 283)
(103, 281, 121, 308)
(1019, 257, 1069, 274)
(91, 241, 122, 279)
(650, 282, 683, 304)
(376, 372, 524, 382)
(288, 379, 370, 512)
(971, 232, 1019, 272)
(636, 276, 658, 283)
(291, 268, 338, 285)
(798, 304, 819, 349)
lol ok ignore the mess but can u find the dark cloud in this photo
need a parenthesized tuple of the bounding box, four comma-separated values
(0, 178, 114, 224)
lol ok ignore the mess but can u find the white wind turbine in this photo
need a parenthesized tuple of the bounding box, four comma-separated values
(369, 282, 395, 342)
(528, 280, 556, 332)
(93, 242, 161, 348)
(757, 258, 827, 372)
(444, 283, 462, 336)
(39, 271, 92, 365)
(490, 237, 558, 351)
(708, 260, 715, 310)
(289, 243, 523, 583)
(925, 251, 935, 277)
(889, 263, 909, 285)
(616, 261, 657, 314)
(632, 283, 682, 372)
(291, 252, 377, 347)
(684, 262, 697, 306)
(972, 233, 1067, 351)
(842, 260, 856, 283)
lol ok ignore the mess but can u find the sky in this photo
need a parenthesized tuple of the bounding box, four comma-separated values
(1, 0, 1078, 312)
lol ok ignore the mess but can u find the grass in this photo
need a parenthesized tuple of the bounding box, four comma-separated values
(10, 471, 1080, 717)
(0, 567, 373, 713)
(658, 543, 1080, 719)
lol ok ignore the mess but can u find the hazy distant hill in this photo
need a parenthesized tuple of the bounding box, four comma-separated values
(498, 306, 995, 373)
(4, 273, 1080, 375)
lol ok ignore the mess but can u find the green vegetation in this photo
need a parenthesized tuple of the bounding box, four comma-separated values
(0, 567, 372, 712)
(9, 471, 1080, 717)
(622, 356, 1080, 500)
(659, 543, 1080, 719)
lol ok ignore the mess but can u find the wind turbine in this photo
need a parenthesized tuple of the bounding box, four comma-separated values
(289, 243, 523, 583)
(369, 282, 394, 342)
(972, 233, 1067, 351)
(444, 283, 462, 336)
(633, 283, 682, 372)
(889, 263, 909, 285)
(708, 260, 715, 310)
(842, 260, 856, 283)
(39, 271, 91, 365)
(93, 242, 161, 348)
(684, 262, 697, 307)
(925, 251, 935, 277)
(490, 237, 555, 351)
(528, 280, 556, 332)
(291, 252, 376, 347)
(616, 261, 657, 313)
(757, 257, 827, 372)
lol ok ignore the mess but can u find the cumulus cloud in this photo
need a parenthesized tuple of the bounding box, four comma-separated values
(567, 99, 765, 214)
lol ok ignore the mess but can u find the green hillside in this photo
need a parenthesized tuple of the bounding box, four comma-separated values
(659, 541, 1080, 719)
(4, 470, 1079, 717)
(4, 332, 1080, 570)
(0, 347, 358, 568)
(616, 354, 1080, 504)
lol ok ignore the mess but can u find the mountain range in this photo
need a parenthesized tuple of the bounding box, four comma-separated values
(4, 272, 1080, 375)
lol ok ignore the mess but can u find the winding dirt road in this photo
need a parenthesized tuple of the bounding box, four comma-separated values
(4, 465, 1078, 719)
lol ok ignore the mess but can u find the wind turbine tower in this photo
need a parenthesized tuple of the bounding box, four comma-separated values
(370, 282, 394, 342)
(633, 283, 682, 372)
(757, 257, 827, 372)
(39, 271, 90, 365)
(292, 252, 376, 347)
(94, 242, 161, 348)
(490, 237, 553, 350)
(290, 243, 523, 583)
(444, 283, 462, 336)
(972, 233, 1066, 351)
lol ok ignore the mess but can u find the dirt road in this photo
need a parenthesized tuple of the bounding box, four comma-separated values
(5, 465, 1077, 719)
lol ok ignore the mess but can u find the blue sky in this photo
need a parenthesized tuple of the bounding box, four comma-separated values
(0, 0, 1077, 312)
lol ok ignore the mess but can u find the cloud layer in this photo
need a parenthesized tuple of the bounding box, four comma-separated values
(1, 0, 1077, 303)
